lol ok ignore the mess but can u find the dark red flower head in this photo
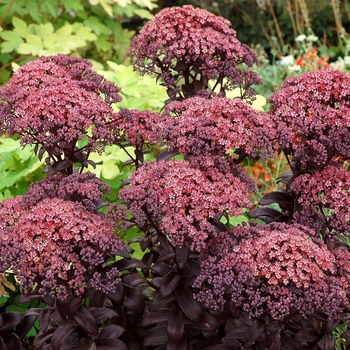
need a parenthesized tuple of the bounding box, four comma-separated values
(0, 197, 125, 299)
(128, 5, 261, 100)
(269, 68, 350, 167)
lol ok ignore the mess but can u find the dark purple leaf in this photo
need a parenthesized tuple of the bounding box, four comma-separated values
(143, 327, 168, 347)
(87, 290, 105, 308)
(123, 286, 145, 316)
(17, 314, 38, 339)
(151, 262, 176, 277)
(294, 328, 319, 343)
(176, 290, 202, 323)
(226, 324, 249, 339)
(167, 335, 187, 350)
(318, 333, 335, 350)
(50, 321, 75, 350)
(89, 308, 118, 323)
(244, 320, 265, 346)
(141, 309, 172, 327)
(0, 337, 6, 350)
(167, 309, 184, 342)
(94, 338, 127, 350)
(108, 283, 124, 305)
(120, 178, 132, 188)
(38, 146, 46, 161)
(72, 306, 99, 336)
(265, 320, 281, 332)
(157, 149, 179, 161)
(175, 245, 189, 269)
(122, 159, 135, 167)
(6, 333, 23, 350)
(259, 191, 293, 209)
(42, 293, 55, 306)
(33, 328, 55, 349)
(160, 271, 181, 297)
(122, 274, 148, 288)
(39, 308, 55, 332)
(56, 296, 74, 320)
(325, 318, 340, 333)
(0, 312, 23, 331)
(18, 291, 41, 303)
(48, 159, 73, 175)
(23, 308, 42, 317)
(87, 159, 96, 169)
(183, 259, 201, 277)
(134, 149, 144, 163)
(190, 312, 219, 331)
(99, 325, 124, 339)
(248, 207, 287, 223)
(210, 341, 242, 349)
(149, 293, 175, 311)
(116, 258, 146, 270)
(77, 335, 94, 350)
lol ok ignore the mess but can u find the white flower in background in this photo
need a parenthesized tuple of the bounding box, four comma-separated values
(295, 34, 306, 42)
(276, 55, 294, 66)
(306, 34, 318, 42)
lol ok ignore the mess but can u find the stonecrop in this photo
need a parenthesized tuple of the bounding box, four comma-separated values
(127, 5, 261, 100)
(0, 55, 121, 155)
(194, 223, 348, 320)
(22, 172, 111, 213)
(269, 68, 350, 168)
(160, 96, 277, 159)
(117, 156, 253, 250)
(0, 197, 125, 299)
(292, 165, 350, 238)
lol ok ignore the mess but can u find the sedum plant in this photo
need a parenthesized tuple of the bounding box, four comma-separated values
(0, 5, 349, 350)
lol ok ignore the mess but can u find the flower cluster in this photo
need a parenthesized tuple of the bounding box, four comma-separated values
(291, 165, 350, 238)
(113, 108, 161, 147)
(127, 5, 261, 100)
(161, 96, 277, 159)
(117, 157, 253, 250)
(0, 55, 121, 155)
(0, 197, 125, 299)
(194, 223, 348, 320)
(22, 172, 111, 213)
(269, 68, 350, 168)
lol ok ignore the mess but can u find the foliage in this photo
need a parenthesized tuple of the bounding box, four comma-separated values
(0, 0, 157, 84)
(0, 4, 350, 350)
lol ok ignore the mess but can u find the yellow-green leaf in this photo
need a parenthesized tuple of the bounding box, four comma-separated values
(12, 17, 27, 38)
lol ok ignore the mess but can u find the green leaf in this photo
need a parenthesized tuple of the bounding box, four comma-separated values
(0, 31, 23, 53)
(0, 138, 21, 153)
(75, 26, 97, 42)
(133, 8, 154, 20)
(12, 17, 28, 38)
(34, 23, 54, 40)
(18, 34, 44, 55)
(56, 24, 73, 37)
(84, 16, 110, 35)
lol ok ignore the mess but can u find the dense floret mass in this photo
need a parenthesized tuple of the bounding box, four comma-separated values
(161, 96, 277, 158)
(0, 55, 121, 153)
(128, 5, 261, 99)
(269, 68, 350, 168)
(194, 223, 349, 320)
(291, 165, 350, 238)
(113, 108, 161, 147)
(117, 157, 253, 250)
(22, 172, 111, 213)
(0, 197, 125, 299)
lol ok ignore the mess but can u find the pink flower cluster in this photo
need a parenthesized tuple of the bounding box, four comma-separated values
(113, 108, 161, 147)
(117, 156, 253, 250)
(22, 172, 111, 213)
(292, 165, 350, 238)
(0, 197, 125, 299)
(127, 5, 261, 99)
(269, 68, 350, 167)
(161, 96, 277, 159)
(0, 55, 121, 154)
(194, 223, 349, 320)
